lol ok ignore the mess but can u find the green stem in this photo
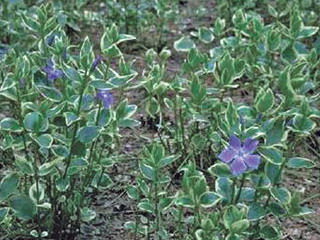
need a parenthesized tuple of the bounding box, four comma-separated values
(234, 174, 246, 204)
(63, 71, 90, 177)
(177, 206, 183, 238)
(154, 172, 160, 240)
(179, 106, 187, 156)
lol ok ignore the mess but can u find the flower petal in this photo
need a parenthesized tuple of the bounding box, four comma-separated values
(244, 154, 261, 170)
(42, 66, 52, 74)
(218, 148, 236, 163)
(243, 138, 259, 153)
(229, 135, 241, 150)
(230, 158, 247, 176)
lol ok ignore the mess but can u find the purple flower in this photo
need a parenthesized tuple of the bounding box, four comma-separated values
(218, 135, 261, 176)
(19, 78, 26, 88)
(46, 34, 56, 46)
(0, 47, 8, 60)
(42, 59, 63, 81)
(91, 55, 103, 70)
(96, 89, 114, 109)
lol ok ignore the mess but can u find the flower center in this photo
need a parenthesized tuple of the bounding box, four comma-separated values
(237, 148, 246, 158)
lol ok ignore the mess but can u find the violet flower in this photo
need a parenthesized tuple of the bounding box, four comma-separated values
(19, 78, 26, 89)
(91, 55, 103, 70)
(46, 34, 56, 46)
(218, 135, 261, 176)
(96, 89, 114, 109)
(42, 59, 63, 81)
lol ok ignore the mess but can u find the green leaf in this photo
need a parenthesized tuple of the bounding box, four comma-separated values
(226, 234, 241, 240)
(139, 163, 155, 180)
(268, 5, 278, 17)
(264, 162, 281, 184)
(287, 157, 315, 168)
(208, 163, 232, 178)
(68, 158, 88, 175)
(230, 219, 250, 233)
(199, 192, 220, 208)
(282, 44, 297, 62)
(225, 100, 238, 127)
(109, 73, 136, 87)
(29, 183, 44, 202)
(255, 88, 274, 113)
(64, 112, 80, 127)
(0, 208, 9, 223)
(251, 174, 271, 189)
(298, 26, 319, 39)
(265, 119, 285, 145)
(194, 177, 208, 198)
(158, 155, 177, 168)
(260, 225, 280, 240)
(213, 17, 226, 36)
(175, 196, 194, 208)
(290, 10, 302, 37)
(0, 118, 22, 132)
(267, 29, 281, 51)
(223, 206, 243, 230)
(146, 97, 160, 117)
(117, 34, 136, 44)
(56, 177, 70, 192)
(248, 203, 266, 220)
(9, 195, 36, 220)
(93, 173, 113, 189)
(268, 202, 286, 216)
(103, 44, 122, 58)
(216, 177, 233, 203)
(35, 134, 53, 148)
(52, 145, 69, 158)
(23, 112, 48, 132)
(0, 173, 19, 201)
(90, 80, 110, 89)
(292, 114, 316, 133)
(259, 147, 283, 165)
(127, 186, 139, 200)
(77, 126, 100, 144)
(238, 187, 255, 202)
(38, 160, 58, 176)
(278, 67, 295, 98)
(81, 207, 96, 222)
(159, 197, 174, 211)
(198, 27, 214, 43)
(71, 140, 86, 157)
(138, 200, 154, 213)
(15, 158, 34, 175)
(36, 85, 63, 102)
(174, 36, 196, 52)
(270, 187, 291, 204)
(64, 67, 81, 82)
(80, 37, 94, 69)
(292, 206, 313, 216)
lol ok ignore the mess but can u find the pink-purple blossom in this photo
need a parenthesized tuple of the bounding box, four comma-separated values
(91, 56, 103, 70)
(218, 135, 261, 176)
(96, 89, 114, 109)
(42, 59, 63, 81)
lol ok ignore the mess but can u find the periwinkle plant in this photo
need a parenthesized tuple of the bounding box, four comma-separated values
(0, 1, 318, 240)
(0, 5, 138, 238)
